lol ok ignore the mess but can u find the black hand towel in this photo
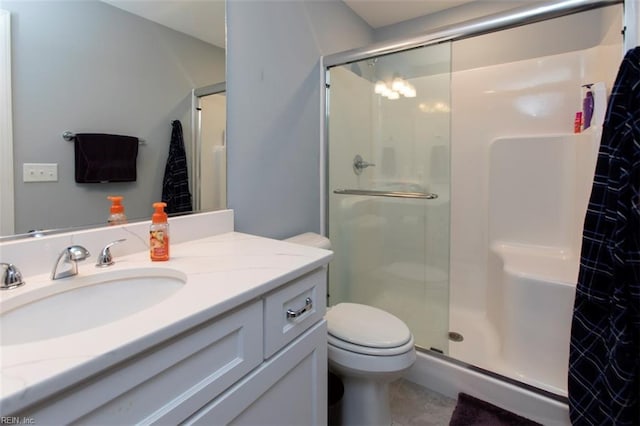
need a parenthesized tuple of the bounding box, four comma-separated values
(74, 133, 139, 183)
(162, 120, 192, 214)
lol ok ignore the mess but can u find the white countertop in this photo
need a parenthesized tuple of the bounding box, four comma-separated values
(0, 232, 333, 415)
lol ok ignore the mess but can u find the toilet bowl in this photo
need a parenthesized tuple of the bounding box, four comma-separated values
(284, 233, 417, 426)
(326, 303, 416, 426)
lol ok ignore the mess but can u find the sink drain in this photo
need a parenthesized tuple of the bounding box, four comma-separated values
(448, 331, 464, 342)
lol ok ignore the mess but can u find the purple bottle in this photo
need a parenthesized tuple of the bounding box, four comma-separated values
(582, 84, 594, 130)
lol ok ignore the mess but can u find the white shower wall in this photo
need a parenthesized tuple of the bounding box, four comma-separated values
(445, 5, 623, 394)
(449, 13, 622, 316)
(328, 68, 374, 194)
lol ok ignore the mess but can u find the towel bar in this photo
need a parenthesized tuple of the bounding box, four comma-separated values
(333, 189, 438, 199)
(63, 131, 146, 145)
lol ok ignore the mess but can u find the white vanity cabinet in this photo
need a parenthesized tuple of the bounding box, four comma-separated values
(12, 267, 328, 425)
(185, 266, 328, 425)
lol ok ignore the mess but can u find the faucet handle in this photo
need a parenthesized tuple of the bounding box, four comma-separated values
(96, 239, 126, 268)
(353, 154, 376, 175)
(1, 263, 26, 290)
(67, 245, 91, 261)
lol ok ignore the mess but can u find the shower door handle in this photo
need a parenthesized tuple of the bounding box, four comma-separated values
(353, 154, 375, 175)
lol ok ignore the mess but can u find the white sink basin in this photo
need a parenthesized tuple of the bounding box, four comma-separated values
(0, 268, 186, 346)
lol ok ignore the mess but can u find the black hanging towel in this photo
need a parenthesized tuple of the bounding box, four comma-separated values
(74, 133, 138, 183)
(162, 120, 192, 214)
(568, 47, 640, 425)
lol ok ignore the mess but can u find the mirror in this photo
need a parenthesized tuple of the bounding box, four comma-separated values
(1, 0, 226, 238)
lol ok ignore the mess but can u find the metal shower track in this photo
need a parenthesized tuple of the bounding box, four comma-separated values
(323, 0, 623, 69)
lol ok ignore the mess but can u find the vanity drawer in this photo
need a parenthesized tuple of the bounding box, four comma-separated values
(264, 267, 327, 358)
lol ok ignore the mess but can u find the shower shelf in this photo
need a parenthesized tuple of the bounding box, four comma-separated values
(333, 189, 438, 200)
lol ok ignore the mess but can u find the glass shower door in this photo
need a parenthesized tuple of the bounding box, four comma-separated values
(327, 42, 451, 353)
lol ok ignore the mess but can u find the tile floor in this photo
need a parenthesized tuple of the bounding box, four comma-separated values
(389, 379, 457, 426)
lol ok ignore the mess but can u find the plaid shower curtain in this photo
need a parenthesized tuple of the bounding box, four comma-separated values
(568, 47, 640, 425)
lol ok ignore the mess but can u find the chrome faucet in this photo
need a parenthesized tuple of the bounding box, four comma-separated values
(96, 239, 126, 268)
(1, 263, 25, 289)
(51, 245, 90, 280)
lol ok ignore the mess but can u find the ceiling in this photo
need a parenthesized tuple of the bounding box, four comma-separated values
(101, 0, 226, 48)
(343, 0, 476, 28)
(102, 0, 476, 48)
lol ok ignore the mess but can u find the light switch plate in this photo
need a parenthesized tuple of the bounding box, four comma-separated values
(23, 163, 58, 182)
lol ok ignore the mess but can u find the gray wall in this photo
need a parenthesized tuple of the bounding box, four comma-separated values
(6, 0, 225, 234)
(226, 0, 373, 239)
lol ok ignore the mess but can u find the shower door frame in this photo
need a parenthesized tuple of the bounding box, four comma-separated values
(320, 0, 629, 400)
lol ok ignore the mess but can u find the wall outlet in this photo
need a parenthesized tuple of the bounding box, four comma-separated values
(23, 163, 58, 182)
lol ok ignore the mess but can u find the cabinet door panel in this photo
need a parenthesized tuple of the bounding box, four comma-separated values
(185, 320, 328, 426)
(21, 302, 263, 425)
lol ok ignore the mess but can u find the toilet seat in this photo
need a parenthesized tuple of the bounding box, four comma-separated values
(328, 333, 415, 356)
(326, 303, 413, 356)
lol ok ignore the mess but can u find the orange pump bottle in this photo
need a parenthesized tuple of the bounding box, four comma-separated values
(107, 196, 127, 225)
(150, 202, 170, 261)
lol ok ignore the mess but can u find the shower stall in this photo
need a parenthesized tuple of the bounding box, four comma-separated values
(323, 0, 625, 418)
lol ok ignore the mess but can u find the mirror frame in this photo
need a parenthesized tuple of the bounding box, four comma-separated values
(0, 9, 14, 236)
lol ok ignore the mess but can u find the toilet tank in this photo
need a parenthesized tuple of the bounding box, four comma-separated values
(284, 232, 331, 250)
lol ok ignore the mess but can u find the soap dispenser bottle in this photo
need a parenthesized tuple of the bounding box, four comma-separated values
(582, 84, 594, 130)
(150, 202, 169, 261)
(107, 196, 127, 225)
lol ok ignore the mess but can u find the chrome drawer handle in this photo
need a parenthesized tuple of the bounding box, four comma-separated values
(287, 297, 313, 320)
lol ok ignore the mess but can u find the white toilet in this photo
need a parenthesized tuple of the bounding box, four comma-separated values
(284, 233, 416, 426)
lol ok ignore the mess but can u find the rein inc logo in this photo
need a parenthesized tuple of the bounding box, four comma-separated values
(1, 418, 35, 424)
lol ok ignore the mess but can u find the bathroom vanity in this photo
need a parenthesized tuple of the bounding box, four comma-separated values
(0, 211, 331, 425)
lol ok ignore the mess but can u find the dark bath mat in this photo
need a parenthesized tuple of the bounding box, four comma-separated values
(449, 393, 542, 426)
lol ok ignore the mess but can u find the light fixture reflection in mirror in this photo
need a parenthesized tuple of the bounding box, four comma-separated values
(1, 0, 225, 239)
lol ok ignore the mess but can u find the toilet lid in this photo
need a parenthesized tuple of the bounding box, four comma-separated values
(326, 303, 412, 348)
